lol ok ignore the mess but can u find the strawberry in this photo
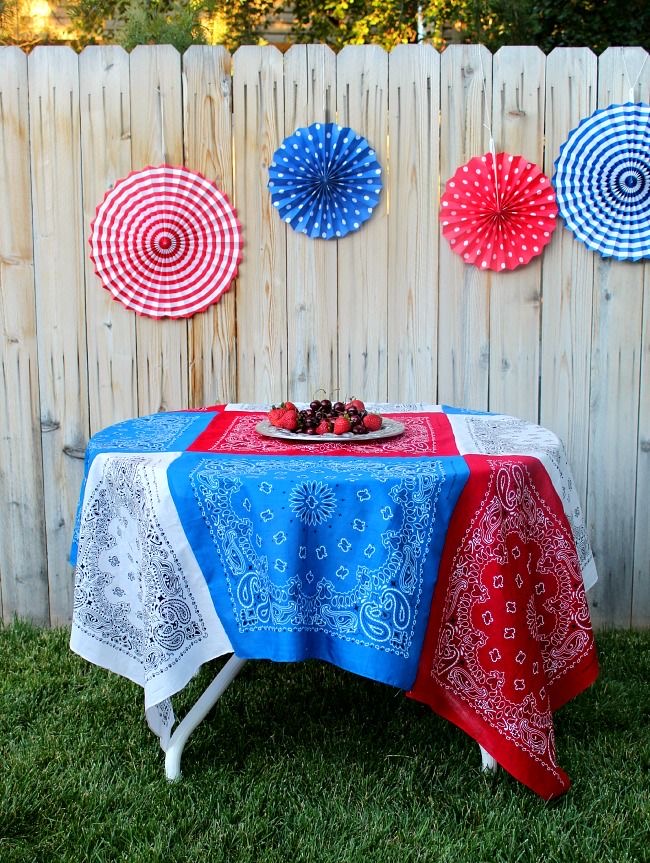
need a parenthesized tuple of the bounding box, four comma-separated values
(333, 416, 351, 435)
(316, 419, 332, 435)
(278, 409, 299, 431)
(278, 408, 298, 431)
(268, 406, 284, 427)
(346, 398, 365, 412)
(363, 412, 382, 432)
(268, 401, 299, 428)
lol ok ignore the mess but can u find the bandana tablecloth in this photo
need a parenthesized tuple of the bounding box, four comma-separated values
(406, 454, 598, 799)
(70, 404, 598, 798)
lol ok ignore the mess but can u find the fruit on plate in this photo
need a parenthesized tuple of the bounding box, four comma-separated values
(268, 402, 299, 430)
(362, 412, 382, 432)
(277, 410, 299, 431)
(266, 397, 383, 436)
(333, 416, 351, 435)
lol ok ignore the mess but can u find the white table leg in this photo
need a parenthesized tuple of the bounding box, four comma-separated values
(479, 744, 498, 772)
(165, 654, 247, 781)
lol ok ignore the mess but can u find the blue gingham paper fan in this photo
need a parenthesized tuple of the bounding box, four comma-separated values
(553, 102, 650, 260)
(268, 122, 383, 240)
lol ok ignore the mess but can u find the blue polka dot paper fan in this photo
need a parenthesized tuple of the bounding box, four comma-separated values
(268, 122, 383, 240)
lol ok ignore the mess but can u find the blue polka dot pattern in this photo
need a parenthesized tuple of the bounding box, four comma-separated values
(268, 122, 383, 240)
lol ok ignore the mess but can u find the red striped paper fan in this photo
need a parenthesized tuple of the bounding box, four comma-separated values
(440, 152, 558, 271)
(89, 165, 242, 318)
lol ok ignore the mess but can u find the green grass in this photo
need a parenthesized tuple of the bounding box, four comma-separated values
(1, 622, 649, 863)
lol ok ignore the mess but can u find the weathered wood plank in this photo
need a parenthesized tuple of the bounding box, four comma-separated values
(336, 45, 389, 402)
(540, 48, 596, 506)
(28, 47, 88, 624)
(129, 45, 188, 414)
(79, 46, 137, 433)
(386, 45, 440, 403)
(183, 46, 238, 407)
(0, 47, 48, 623)
(283, 44, 338, 403)
(633, 263, 650, 628)
(437, 45, 491, 410)
(627, 51, 650, 629)
(489, 47, 546, 422)
(232, 46, 287, 403)
(587, 47, 649, 627)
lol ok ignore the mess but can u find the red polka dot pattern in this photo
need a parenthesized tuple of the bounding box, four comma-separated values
(440, 152, 558, 272)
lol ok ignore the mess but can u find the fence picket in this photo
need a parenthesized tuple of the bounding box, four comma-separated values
(183, 46, 237, 407)
(437, 45, 492, 410)
(282, 45, 338, 403)
(28, 47, 88, 624)
(336, 46, 389, 402)
(540, 48, 596, 506)
(0, 48, 48, 623)
(628, 51, 650, 631)
(129, 46, 188, 414)
(232, 46, 287, 403)
(587, 48, 650, 627)
(488, 47, 546, 422)
(386, 45, 440, 403)
(634, 270, 650, 628)
(79, 46, 137, 434)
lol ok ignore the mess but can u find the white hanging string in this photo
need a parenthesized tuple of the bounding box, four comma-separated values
(158, 85, 169, 237)
(621, 48, 648, 103)
(478, 46, 500, 210)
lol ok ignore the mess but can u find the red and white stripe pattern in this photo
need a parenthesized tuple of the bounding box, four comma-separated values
(90, 165, 242, 318)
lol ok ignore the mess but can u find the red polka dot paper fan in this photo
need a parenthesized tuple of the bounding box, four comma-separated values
(440, 152, 558, 271)
(89, 165, 242, 319)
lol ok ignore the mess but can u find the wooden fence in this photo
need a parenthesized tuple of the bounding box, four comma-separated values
(0, 43, 648, 629)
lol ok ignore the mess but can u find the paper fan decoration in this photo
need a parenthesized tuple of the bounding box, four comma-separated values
(440, 152, 558, 271)
(553, 102, 650, 260)
(268, 122, 383, 239)
(89, 165, 242, 318)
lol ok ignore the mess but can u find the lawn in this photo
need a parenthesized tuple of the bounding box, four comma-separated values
(1, 622, 648, 863)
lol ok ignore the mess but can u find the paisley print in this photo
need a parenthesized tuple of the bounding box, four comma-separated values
(167, 453, 469, 689)
(408, 457, 598, 799)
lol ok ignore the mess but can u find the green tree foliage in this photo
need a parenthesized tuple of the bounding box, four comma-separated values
(7, 0, 650, 52)
(116, 0, 206, 53)
(424, 0, 649, 52)
(290, 0, 423, 50)
(532, 0, 650, 55)
(66, 0, 276, 51)
(205, 0, 277, 49)
(1, 0, 59, 47)
(424, 0, 538, 50)
(66, 0, 129, 46)
(0, 0, 17, 42)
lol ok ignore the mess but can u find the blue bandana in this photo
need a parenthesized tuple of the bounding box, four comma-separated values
(168, 452, 468, 689)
